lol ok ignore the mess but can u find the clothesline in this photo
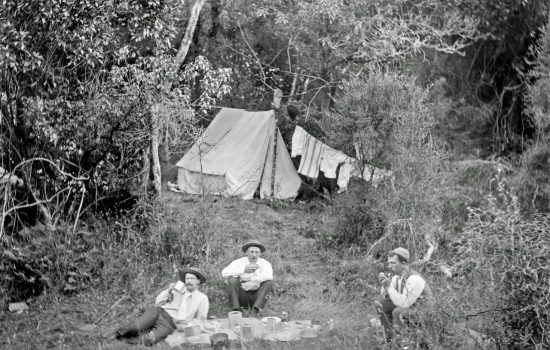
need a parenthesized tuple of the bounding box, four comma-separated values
(291, 126, 393, 191)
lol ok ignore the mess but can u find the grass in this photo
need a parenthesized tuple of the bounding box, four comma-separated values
(0, 193, 383, 349)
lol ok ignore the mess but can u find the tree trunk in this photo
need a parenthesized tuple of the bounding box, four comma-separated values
(209, 0, 221, 38)
(174, 0, 207, 69)
(299, 77, 310, 102)
(141, 145, 151, 195)
(288, 73, 298, 103)
(271, 88, 283, 109)
(150, 108, 162, 197)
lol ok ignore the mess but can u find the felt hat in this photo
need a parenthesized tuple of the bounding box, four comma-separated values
(179, 267, 207, 284)
(390, 247, 410, 262)
(241, 239, 266, 253)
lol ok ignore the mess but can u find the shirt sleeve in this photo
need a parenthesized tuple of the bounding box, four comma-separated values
(196, 294, 209, 321)
(221, 258, 245, 278)
(155, 283, 175, 306)
(251, 260, 273, 283)
(387, 275, 425, 308)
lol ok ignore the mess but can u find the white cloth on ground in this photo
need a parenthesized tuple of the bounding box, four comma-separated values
(320, 146, 349, 179)
(297, 134, 325, 178)
(291, 126, 307, 157)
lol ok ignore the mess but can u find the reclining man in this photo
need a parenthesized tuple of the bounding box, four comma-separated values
(112, 267, 209, 346)
(375, 247, 434, 340)
(222, 240, 273, 317)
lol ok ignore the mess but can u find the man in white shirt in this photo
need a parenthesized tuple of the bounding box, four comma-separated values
(113, 267, 209, 345)
(221, 240, 273, 317)
(375, 247, 434, 340)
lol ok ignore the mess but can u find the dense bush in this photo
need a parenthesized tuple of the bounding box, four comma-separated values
(0, 198, 221, 303)
(317, 181, 386, 249)
(453, 174, 550, 348)
(320, 73, 445, 257)
(514, 140, 550, 214)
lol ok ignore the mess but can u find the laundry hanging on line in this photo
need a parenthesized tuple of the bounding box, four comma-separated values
(291, 127, 394, 191)
(297, 133, 326, 179)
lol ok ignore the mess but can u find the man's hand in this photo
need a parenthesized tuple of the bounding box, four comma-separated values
(244, 263, 259, 274)
(158, 287, 175, 305)
(175, 320, 189, 331)
(379, 272, 390, 289)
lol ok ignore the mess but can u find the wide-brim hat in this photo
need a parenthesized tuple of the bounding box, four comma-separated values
(179, 267, 207, 284)
(241, 239, 266, 253)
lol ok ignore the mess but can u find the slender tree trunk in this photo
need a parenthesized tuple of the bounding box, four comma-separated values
(209, 0, 221, 38)
(175, 0, 207, 69)
(299, 77, 310, 102)
(272, 88, 283, 109)
(288, 73, 298, 103)
(141, 145, 151, 195)
(150, 107, 162, 197)
(145, 0, 206, 198)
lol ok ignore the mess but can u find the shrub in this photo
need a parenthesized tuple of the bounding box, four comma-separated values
(319, 72, 446, 259)
(453, 173, 550, 348)
(513, 140, 550, 214)
(0, 196, 222, 303)
(317, 181, 386, 249)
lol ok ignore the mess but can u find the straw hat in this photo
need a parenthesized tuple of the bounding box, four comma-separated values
(241, 239, 266, 253)
(178, 267, 207, 284)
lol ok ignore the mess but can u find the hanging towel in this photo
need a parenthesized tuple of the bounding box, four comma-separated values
(320, 146, 349, 179)
(337, 157, 357, 189)
(291, 126, 307, 157)
(298, 134, 325, 178)
(351, 164, 394, 188)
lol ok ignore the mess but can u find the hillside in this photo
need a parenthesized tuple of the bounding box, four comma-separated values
(1, 193, 382, 349)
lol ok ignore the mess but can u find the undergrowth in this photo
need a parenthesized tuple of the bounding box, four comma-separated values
(0, 195, 222, 308)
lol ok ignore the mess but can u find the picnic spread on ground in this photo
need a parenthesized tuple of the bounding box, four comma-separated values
(165, 315, 322, 347)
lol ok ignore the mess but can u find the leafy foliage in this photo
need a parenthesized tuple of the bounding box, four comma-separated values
(524, 17, 550, 139)
(453, 173, 550, 348)
(426, 0, 550, 156)
(319, 73, 445, 258)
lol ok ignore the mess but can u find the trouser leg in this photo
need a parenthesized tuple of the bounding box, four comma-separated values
(142, 308, 176, 346)
(392, 307, 412, 331)
(376, 298, 396, 340)
(252, 280, 273, 310)
(115, 306, 162, 338)
(227, 276, 244, 310)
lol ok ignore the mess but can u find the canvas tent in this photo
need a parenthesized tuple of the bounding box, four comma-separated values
(176, 108, 302, 200)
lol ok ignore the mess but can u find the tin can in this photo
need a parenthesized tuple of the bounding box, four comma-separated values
(281, 311, 289, 322)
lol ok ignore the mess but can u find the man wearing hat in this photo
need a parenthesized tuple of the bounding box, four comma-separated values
(112, 267, 209, 345)
(375, 247, 434, 340)
(221, 240, 273, 317)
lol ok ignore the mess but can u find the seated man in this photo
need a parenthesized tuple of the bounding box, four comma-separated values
(375, 247, 434, 340)
(112, 267, 209, 346)
(221, 240, 273, 317)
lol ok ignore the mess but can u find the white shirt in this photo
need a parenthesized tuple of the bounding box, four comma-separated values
(221, 257, 273, 284)
(155, 286, 209, 322)
(385, 274, 426, 308)
(291, 126, 307, 157)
